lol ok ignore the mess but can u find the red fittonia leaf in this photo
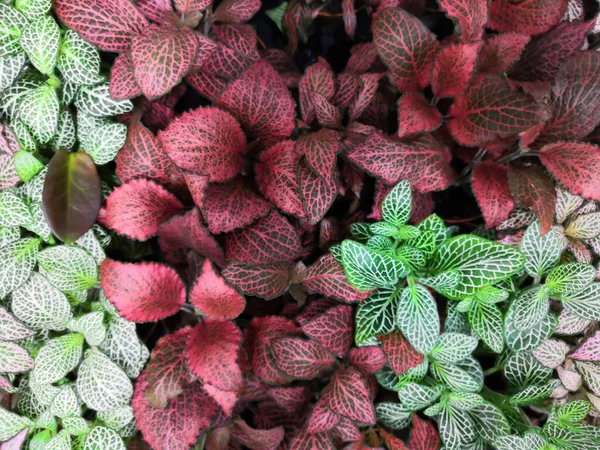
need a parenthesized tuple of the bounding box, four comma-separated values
(322, 368, 376, 425)
(213, 0, 261, 23)
(307, 398, 341, 433)
(116, 119, 171, 185)
(186, 320, 243, 392)
(477, 33, 531, 74)
(110, 53, 142, 100)
(411, 190, 435, 224)
(159, 107, 245, 182)
(297, 158, 338, 225)
(226, 211, 303, 264)
(396, 93, 442, 138)
(272, 336, 335, 380)
(539, 142, 600, 201)
(181, 171, 209, 209)
(296, 130, 340, 182)
(332, 417, 362, 443)
(212, 24, 258, 58)
(200, 42, 254, 80)
(144, 327, 192, 408)
(289, 430, 335, 450)
(378, 331, 424, 376)
(203, 384, 238, 417)
(438, 0, 489, 42)
(508, 164, 557, 234)
(342, 0, 356, 39)
(173, 0, 210, 15)
(348, 347, 387, 375)
(490, 0, 569, 35)
(101, 258, 186, 322)
(216, 59, 295, 146)
(203, 177, 271, 234)
(136, 0, 173, 24)
(431, 42, 481, 98)
(268, 386, 310, 414)
(345, 43, 377, 74)
(186, 71, 227, 102)
(134, 374, 219, 450)
(347, 133, 454, 191)
(54, 0, 149, 52)
(301, 305, 354, 358)
(570, 330, 600, 362)
(230, 420, 284, 450)
(222, 262, 289, 300)
(190, 259, 246, 320)
(447, 74, 549, 147)
(334, 73, 360, 110)
(372, 7, 439, 91)
(300, 59, 336, 122)
(379, 429, 409, 450)
(409, 415, 440, 450)
(472, 162, 515, 229)
(296, 298, 340, 325)
(302, 255, 370, 303)
(348, 73, 384, 122)
(104, 178, 183, 241)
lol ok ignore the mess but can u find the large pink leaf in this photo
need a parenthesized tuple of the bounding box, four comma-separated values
(431, 42, 481, 98)
(212, 24, 258, 58)
(272, 337, 335, 380)
(477, 33, 530, 74)
(222, 262, 289, 300)
(301, 305, 353, 358)
(322, 368, 376, 425)
(104, 179, 183, 241)
(110, 53, 142, 100)
(101, 258, 186, 322)
(489, 0, 568, 35)
(54, 0, 149, 52)
(213, 0, 261, 23)
(378, 331, 424, 376)
(472, 162, 515, 229)
(396, 93, 442, 138)
(230, 420, 284, 450)
(182, 171, 210, 209)
(302, 255, 370, 303)
(136, 0, 174, 24)
(438, 0, 489, 42)
(186, 71, 227, 101)
(203, 384, 238, 417)
(297, 158, 338, 225)
(295, 129, 340, 182)
(372, 7, 439, 92)
(570, 330, 600, 362)
(348, 347, 386, 375)
(159, 107, 246, 182)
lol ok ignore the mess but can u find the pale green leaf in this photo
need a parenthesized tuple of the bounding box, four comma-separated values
(565, 212, 600, 239)
(20, 165, 46, 202)
(265, 1, 287, 32)
(547, 262, 596, 295)
(11, 119, 36, 151)
(35, 409, 57, 432)
(446, 392, 484, 411)
(532, 339, 570, 368)
(0, 237, 39, 298)
(418, 270, 460, 295)
(354, 288, 399, 344)
(423, 401, 444, 417)
(0, 73, 43, 118)
(0, 341, 33, 373)
(494, 434, 546, 450)
(557, 400, 591, 424)
(405, 230, 436, 259)
(0, 306, 33, 341)
(79, 121, 127, 165)
(0, 4, 28, 56)
(394, 361, 429, 389)
(97, 406, 134, 431)
(395, 245, 425, 271)
(0, 226, 20, 247)
(37, 245, 98, 291)
(23, 201, 52, 242)
(370, 221, 397, 237)
(375, 402, 412, 430)
(83, 426, 125, 450)
(438, 405, 476, 448)
(57, 30, 102, 85)
(560, 283, 600, 321)
(62, 417, 91, 436)
(417, 214, 447, 248)
(20, 15, 59, 75)
(60, 80, 78, 105)
(397, 225, 420, 240)
(431, 333, 478, 364)
(49, 385, 80, 419)
(545, 421, 600, 450)
(14, 150, 43, 182)
(14, 0, 51, 19)
(366, 235, 393, 251)
(505, 309, 557, 353)
(468, 300, 504, 353)
(45, 430, 71, 450)
(32, 333, 84, 384)
(397, 283, 439, 353)
(431, 360, 482, 393)
(16, 378, 46, 417)
(29, 430, 52, 450)
(0, 407, 32, 441)
(504, 352, 552, 388)
(68, 312, 106, 347)
(17, 83, 59, 143)
(510, 380, 561, 405)
(74, 83, 133, 118)
(0, 189, 31, 227)
(100, 316, 148, 378)
(52, 110, 76, 149)
(29, 378, 60, 407)
(468, 402, 510, 441)
(381, 180, 411, 227)
(520, 221, 562, 277)
(0, 52, 25, 89)
(511, 286, 550, 330)
(397, 383, 442, 410)
(75, 229, 105, 265)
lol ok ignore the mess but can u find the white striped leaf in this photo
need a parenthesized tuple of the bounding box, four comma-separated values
(468, 402, 510, 441)
(74, 83, 133, 118)
(49, 385, 80, 419)
(381, 180, 411, 227)
(354, 288, 399, 344)
(418, 270, 460, 295)
(446, 392, 484, 411)
(511, 286, 550, 330)
(0, 237, 39, 298)
(68, 312, 106, 347)
(438, 405, 476, 449)
(556, 309, 590, 335)
(97, 406, 134, 431)
(100, 317, 148, 378)
(20, 15, 59, 75)
(560, 283, 600, 321)
(45, 430, 71, 450)
(0, 226, 20, 248)
(52, 110, 76, 149)
(74, 229, 105, 266)
(60, 80, 78, 105)
(510, 380, 561, 405)
(0, 52, 25, 89)
(397, 283, 439, 353)
(417, 214, 447, 247)
(0, 341, 33, 373)
(556, 187, 584, 224)
(431, 361, 481, 393)
(79, 120, 127, 165)
(375, 402, 412, 430)
(504, 352, 552, 388)
(370, 221, 398, 237)
(57, 30, 102, 85)
(520, 221, 562, 277)
(62, 417, 91, 436)
(547, 262, 596, 295)
(0, 407, 32, 441)
(505, 309, 557, 353)
(10, 120, 36, 152)
(397, 383, 442, 410)
(468, 300, 504, 353)
(533, 339, 570, 368)
(576, 361, 600, 397)
(14, 0, 51, 19)
(23, 201, 52, 241)
(32, 333, 84, 384)
(20, 165, 46, 202)
(366, 235, 393, 251)
(83, 425, 125, 450)
(0, 4, 28, 56)
(565, 212, 600, 239)
(431, 333, 478, 364)
(0, 189, 31, 227)
(37, 245, 98, 291)
(17, 83, 59, 143)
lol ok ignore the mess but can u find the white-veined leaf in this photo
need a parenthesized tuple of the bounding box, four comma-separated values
(437, 405, 476, 448)
(446, 392, 484, 411)
(20, 165, 46, 202)
(0, 237, 39, 298)
(32, 333, 84, 384)
(0, 341, 33, 373)
(431, 360, 481, 393)
(57, 30, 102, 86)
(576, 361, 600, 397)
(0, 73, 43, 118)
(83, 425, 125, 450)
(34, 409, 57, 434)
(366, 235, 393, 251)
(370, 222, 398, 237)
(44, 430, 71, 450)
(547, 263, 596, 295)
(97, 406, 134, 431)
(556, 187, 584, 224)
(560, 283, 600, 321)
(396, 246, 425, 272)
(355, 288, 399, 344)
(375, 402, 412, 430)
(0, 407, 32, 442)
(565, 212, 600, 239)
(444, 301, 470, 335)
(14, 149, 44, 182)
(532, 339, 570, 368)
(23, 202, 52, 242)
(468, 402, 510, 441)
(0, 306, 33, 340)
(505, 309, 557, 353)
(16, 83, 58, 143)
(468, 300, 504, 353)
(431, 333, 478, 364)
(79, 120, 127, 165)
(67, 312, 106, 347)
(504, 352, 552, 388)
(75, 229, 105, 265)
(520, 221, 562, 277)
(49, 385, 80, 419)
(74, 83, 133, 118)
(0, 4, 28, 56)
(14, 0, 51, 19)
(0, 52, 25, 89)
(0, 189, 31, 227)
(350, 222, 373, 240)
(397, 283, 439, 353)
(60, 80, 78, 106)
(494, 433, 546, 450)
(52, 110, 76, 150)
(557, 400, 591, 424)
(417, 214, 447, 248)
(37, 245, 98, 292)
(381, 180, 411, 227)
(397, 383, 442, 410)
(418, 270, 460, 295)
(556, 309, 591, 335)
(509, 380, 561, 405)
(62, 417, 91, 436)
(11, 120, 36, 152)
(511, 286, 550, 331)
(19, 15, 59, 75)
(99, 317, 148, 378)
(0, 226, 20, 248)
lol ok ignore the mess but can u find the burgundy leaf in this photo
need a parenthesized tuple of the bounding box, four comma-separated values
(302, 255, 370, 303)
(472, 162, 515, 229)
(477, 33, 531, 74)
(342, 0, 356, 39)
(346, 43, 378, 74)
(411, 190, 435, 224)
(322, 368, 376, 425)
(378, 331, 424, 376)
(110, 52, 142, 100)
(212, 24, 258, 58)
(296, 298, 340, 326)
(231, 420, 284, 450)
(379, 429, 409, 450)
(348, 347, 387, 375)
(431, 42, 482, 98)
(396, 93, 442, 138)
(296, 129, 340, 182)
(297, 158, 338, 225)
(409, 415, 440, 450)
(213, 0, 261, 23)
(301, 305, 354, 358)
(332, 417, 361, 443)
(272, 336, 335, 379)
(222, 262, 289, 300)
(489, 0, 568, 35)
(438, 0, 489, 42)
(307, 398, 341, 433)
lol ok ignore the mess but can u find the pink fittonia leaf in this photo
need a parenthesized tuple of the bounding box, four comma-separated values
(477, 33, 531, 74)
(509, 21, 593, 82)
(54, 0, 149, 52)
(570, 330, 600, 362)
(438, 0, 489, 42)
(226, 211, 303, 264)
(379, 428, 409, 450)
(301, 305, 354, 358)
(144, 327, 192, 408)
(272, 336, 335, 379)
(312, 92, 342, 129)
(186, 71, 227, 102)
(396, 92, 442, 138)
(431, 42, 481, 98)
(213, 0, 261, 23)
(116, 119, 171, 185)
(159, 106, 245, 182)
(508, 164, 556, 234)
(372, 7, 439, 92)
(268, 386, 310, 414)
(203, 383, 238, 416)
(173, 0, 211, 15)
(297, 158, 338, 225)
(181, 171, 209, 209)
(322, 368, 376, 425)
(346, 43, 378, 74)
(104, 178, 183, 241)
(216, 59, 295, 146)
(222, 262, 289, 300)
(347, 133, 454, 191)
(472, 162, 515, 229)
(110, 53, 142, 100)
(302, 254, 370, 303)
(200, 42, 253, 80)
(333, 73, 359, 110)
(231, 420, 284, 450)
(342, 0, 356, 38)
(307, 398, 341, 433)
(301, 57, 336, 103)
(348, 73, 385, 122)
(134, 373, 219, 450)
(136, 0, 174, 24)
(101, 258, 186, 322)
(297, 298, 340, 325)
(489, 0, 568, 35)
(212, 24, 258, 58)
(377, 330, 424, 376)
(539, 142, 600, 201)
(186, 320, 243, 392)
(409, 415, 440, 450)
(447, 74, 549, 147)
(348, 346, 387, 375)
(289, 430, 336, 450)
(296, 129, 340, 182)
(190, 259, 246, 320)
(332, 417, 361, 443)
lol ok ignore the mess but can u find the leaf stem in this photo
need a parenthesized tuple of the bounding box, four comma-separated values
(484, 365, 502, 376)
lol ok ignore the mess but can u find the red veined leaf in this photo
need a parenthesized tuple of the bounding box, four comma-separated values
(203, 383, 238, 417)
(342, 0, 356, 39)
(296, 129, 340, 182)
(302, 254, 370, 303)
(432, 42, 481, 98)
(347, 133, 454, 191)
(110, 53, 142, 100)
(101, 258, 186, 322)
(222, 262, 289, 300)
(212, 24, 258, 59)
(213, 0, 260, 23)
(472, 162, 515, 229)
(133, 373, 219, 450)
(42, 150, 101, 244)
(226, 211, 303, 264)
(568, 240, 592, 263)
(272, 336, 335, 379)
(519, 123, 546, 149)
(539, 142, 600, 201)
(289, 430, 336, 450)
(333, 73, 360, 110)
(116, 119, 171, 185)
(348, 347, 387, 375)
(297, 158, 338, 225)
(190, 259, 246, 320)
(377, 331, 424, 376)
(268, 386, 310, 414)
(508, 164, 557, 233)
(346, 43, 378, 74)
(301, 305, 354, 358)
(411, 190, 434, 224)
(173, 0, 210, 15)
(216, 59, 295, 146)
(570, 330, 600, 362)
(144, 327, 192, 408)
(143, 101, 177, 130)
(322, 368, 376, 425)
(396, 92, 442, 138)
(301, 57, 336, 100)
(159, 106, 246, 182)
(313, 92, 342, 129)
(230, 420, 284, 450)
(319, 218, 341, 249)
(438, 0, 489, 42)
(200, 42, 254, 80)
(489, 0, 568, 35)
(54, 0, 149, 52)
(307, 398, 341, 433)
(534, 52, 600, 146)
(104, 178, 183, 241)
(372, 7, 439, 92)
(297, 298, 340, 325)
(477, 33, 530, 74)
(136, 0, 174, 24)
(447, 74, 549, 147)
(409, 415, 440, 450)
(182, 171, 209, 209)
(186, 320, 243, 392)
(186, 71, 227, 102)
(379, 429, 409, 450)
(203, 177, 271, 234)
(332, 417, 361, 443)
(368, 181, 393, 220)
(348, 73, 384, 122)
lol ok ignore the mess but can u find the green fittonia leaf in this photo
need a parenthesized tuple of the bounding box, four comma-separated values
(437, 404, 476, 448)
(16, 83, 59, 143)
(505, 308, 557, 353)
(37, 245, 98, 291)
(560, 283, 600, 321)
(546, 262, 596, 295)
(49, 385, 80, 419)
(468, 402, 510, 441)
(0, 189, 31, 227)
(0, 52, 26, 90)
(14, 0, 51, 19)
(32, 333, 84, 384)
(375, 402, 412, 430)
(0, 4, 29, 56)
(397, 283, 439, 353)
(381, 179, 411, 227)
(14, 149, 43, 182)
(0, 237, 39, 298)
(511, 286, 550, 331)
(79, 120, 127, 165)
(397, 383, 443, 410)
(83, 425, 126, 450)
(468, 297, 504, 353)
(67, 311, 106, 347)
(355, 287, 400, 344)
(431, 332, 478, 364)
(520, 220, 562, 277)
(0, 407, 32, 441)
(504, 352, 552, 388)
(57, 30, 102, 86)
(19, 14, 60, 75)
(74, 83, 133, 117)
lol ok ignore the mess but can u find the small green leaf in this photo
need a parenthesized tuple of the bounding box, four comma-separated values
(520, 220, 562, 277)
(0, 407, 32, 441)
(366, 235, 393, 251)
(350, 222, 373, 240)
(418, 270, 460, 295)
(468, 300, 504, 353)
(405, 230, 436, 258)
(557, 400, 591, 424)
(57, 30, 102, 86)
(83, 425, 126, 450)
(355, 288, 399, 344)
(417, 214, 447, 248)
(438, 404, 476, 448)
(511, 286, 550, 330)
(32, 333, 84, 384)
(74, 83, 133, 117)
(505, 309, 557, 353)
(14, 0, 51, 19)
(62, 417, 91, 437)
(14, 149, 43, 182)
(0, 52, 26, 90)
(447, 392, 484, 411)
(397, 283, 439, 353)
(11, 120, 37, 152)
(396, 245, 425, 271)
(431, 332, 478, 364)
(474, 285, 509, 304)
(504, 352, 552, 389)
(0, 4, 29, 56)
(52, 110, 76, 150)
(375, 402, 412, 430)
(431, 360, 482, 393)
(509, 380, 561, 406)
(560, 283, 600, 321)
(37, 245, 98, 291)
(370, 221, 398, 237)
(0, 189, 31, 227)
(17, 83, 59, 143)
(0, 237, 39, 298)
(68, 312, 106, 347)
(45, 430, 72, 450)
(547, 263, 596, 295)
(79, 120, 127, 165)
(265, 1, 287, 32)
(468, 402, 510, 441)
(397, 383, 443, 410)
(565, 212, 600, 239)
(381, 180, 411, 227)
(19, 15, 60, 75)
